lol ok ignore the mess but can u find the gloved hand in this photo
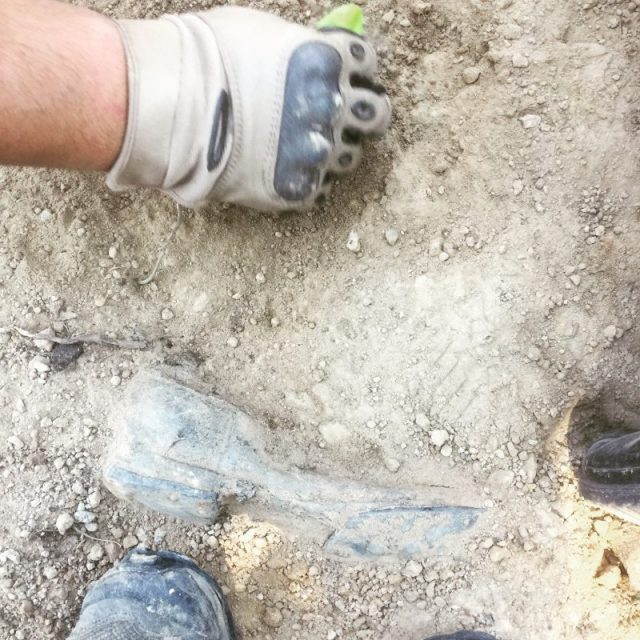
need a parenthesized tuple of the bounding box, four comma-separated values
(107, 5, 391, 212)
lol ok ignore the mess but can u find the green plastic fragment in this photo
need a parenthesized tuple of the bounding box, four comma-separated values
(316, 4, 365, 35)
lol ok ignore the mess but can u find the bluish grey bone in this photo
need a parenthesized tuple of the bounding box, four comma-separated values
(104, 370, 485, 561)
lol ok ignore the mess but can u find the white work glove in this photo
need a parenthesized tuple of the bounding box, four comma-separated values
(107, 6, 391, 212)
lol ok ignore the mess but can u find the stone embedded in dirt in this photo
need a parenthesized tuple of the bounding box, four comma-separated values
(430, 429, 449, 447)
(415, 412, 430, 429)
(384, 228, 399, 246)
(603, 324, 617, 339)
(384, 458, 401, 473)
(161, 307, 174, 321)
(55, 513, 74, 535)
(520, 114, 541, 129)
(440, 444, 453, 457)
(512, 52, 529, 68)
(263, 607, 283, 628)
(319, 421, 350, 445)
(489, 545, 510, 563)
(462, 67, 481, 84)
(347, 230, 361, 253)
(523, 454, 537, 483)
(50, 342, 83, 371)
(596, 564, 621, 590)
(87, 544, 104, 562)
(28, 355, 50, 374)
(86, 491, 102, 509)
(122, 535, 139, 549)
(227, 336, 239, 348)
(43, 566, 58, 580)
(513, 179, 524, 195)
(74, 505, 95, 524)
(401, 560, 423, 578)
(488, 469, 515, 490)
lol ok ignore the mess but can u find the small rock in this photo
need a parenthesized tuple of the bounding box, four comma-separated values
(87, 544, 104, 562)
(122, 535, 138, 549)
(440, 444, 453, 457)
(110, 375, 121, 387)
(263, 608, 283, 628)
(513, 179, 524, 195)
(50, 343, 83, 371)
(616, 543, 640, 591)
(255, 272, 266, 284)
(108, 246, 118, 259)
(384, 458, 401, 473)
(319, 422, 350, 445)
(603, 325, 617, 339)
(523, 454, 537, 483)
(520, 114, 541, 129)
(43, 566, 58, 580)
(39, 209, 53, 222)
(94, 296, 106, 308)
(415, 413, 430, 429)
(55, 513, 74, 535)
(384, 228, 399, 246)
(227, 336, 239, 348)
(527, 346, 542, 361)
(488, 469, 515, 490)
(489, 546, 510, 563)
(28, 355, 50, 374)
(161, 308, 174, 321)
(498, 23, 523, 40)
(154, 528, 167, 545)
(401, 560, 423, 578)
(34, 327, 55, 352)
(430, 429, 449, 448)
(87, 491, 102, 509)
(462, 66, 481, 84)
(74, 507, 96, 524)
(512, 52, 529, 68)
(596, 564, 621, 589)
(7, 436, 24, 450)
(347, 230, 361, 253)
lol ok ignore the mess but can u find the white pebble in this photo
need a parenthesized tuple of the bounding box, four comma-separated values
(512, 52, 529, 68)
(87, 544, 104, 562)
(161, 308, 174, 321)
(401, 560, 423, 578)
(430, 429, 449, 448)
(384, 228, 399, 246)
(347, 230, 361, 253)
(440, 444, 453, 457)
(462, 66, 481, 84)
(603, 325, 617, 339)
(55, 513, 74, 535)
(227, 336, 239, 348)
(520, 114, 541, 129)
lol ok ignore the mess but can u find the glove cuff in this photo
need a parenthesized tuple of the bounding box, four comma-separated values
(107, 16, 232, 207)
(107, 19, 182, 191)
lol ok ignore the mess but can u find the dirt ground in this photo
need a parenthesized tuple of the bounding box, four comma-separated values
(1, 0, 639, 638)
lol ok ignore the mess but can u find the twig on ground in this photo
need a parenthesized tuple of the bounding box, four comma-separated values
(73, 526, 123, 548)
(138, 203, 183, 285)
(13, 326, 147, 350)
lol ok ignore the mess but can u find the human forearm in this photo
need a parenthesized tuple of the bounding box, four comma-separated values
(0, 0, 126, 171)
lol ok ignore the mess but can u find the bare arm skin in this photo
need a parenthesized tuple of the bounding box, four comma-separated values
(0, 0, 127, 171)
